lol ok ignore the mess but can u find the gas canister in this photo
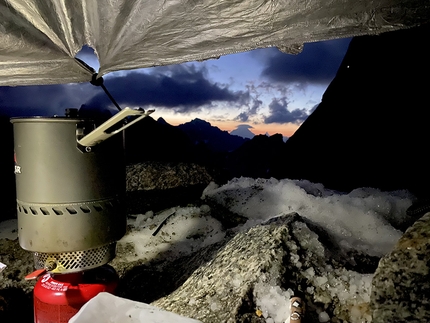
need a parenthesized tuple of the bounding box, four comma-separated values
(33, 265, 118, 323)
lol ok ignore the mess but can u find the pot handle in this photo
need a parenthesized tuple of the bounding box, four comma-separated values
(77, 107, 154, 147)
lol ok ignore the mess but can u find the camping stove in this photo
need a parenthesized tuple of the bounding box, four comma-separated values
(11, 107, 153, 322)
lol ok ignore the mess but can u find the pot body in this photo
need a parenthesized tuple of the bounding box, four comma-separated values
(11, 117, 126, 254)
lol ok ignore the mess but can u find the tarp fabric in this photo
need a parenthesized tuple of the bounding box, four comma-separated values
(1, 0, 429, 86)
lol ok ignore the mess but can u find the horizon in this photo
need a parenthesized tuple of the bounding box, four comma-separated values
(156, 114, 294, 139)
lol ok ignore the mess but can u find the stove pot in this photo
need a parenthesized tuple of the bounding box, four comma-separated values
(11, 108, 152, 270)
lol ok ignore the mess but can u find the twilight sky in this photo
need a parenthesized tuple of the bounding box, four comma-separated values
(0, 37, 351, 138)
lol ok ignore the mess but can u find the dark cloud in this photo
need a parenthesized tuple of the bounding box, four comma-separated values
(81, 64, 246, 113)
(236, 112, 250, 122)
(234, 83, 265, 122)
(259, 38, 351, 85)
(0, 64, 247, 117)
(235, 96, 263, 122)
(0, 83, 97, 117)
(235, 124, 253, 130)
(264, 98, 309, 124)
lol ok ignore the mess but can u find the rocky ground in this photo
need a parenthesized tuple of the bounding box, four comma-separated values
(2, 162, 430, 323)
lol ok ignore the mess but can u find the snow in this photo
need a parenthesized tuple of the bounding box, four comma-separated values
(0, 177, 415, 323)
(318, 311, 331, 322)
(254, 283, 294, 322)
(122, 206, 226, 264)
(202, 178, 411, 257)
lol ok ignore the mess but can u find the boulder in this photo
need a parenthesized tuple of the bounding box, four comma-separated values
(371, 212, 430, 322)
(148, 213, 378, 323)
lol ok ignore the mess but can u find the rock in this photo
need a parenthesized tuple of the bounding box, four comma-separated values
(150, 213, 376, 323)
(151, 216, 292, 323)
(125, 162, 215, 215)
(370, 212, 430, 322)
(0, 239, 35, 293)
(126, 162, 214, 191)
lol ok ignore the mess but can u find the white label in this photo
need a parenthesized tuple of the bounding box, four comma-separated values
(14, 165, 21, 174)
(40, 274, 68, 291)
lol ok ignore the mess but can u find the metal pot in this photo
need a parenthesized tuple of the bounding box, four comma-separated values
(11, 108, 152, 273)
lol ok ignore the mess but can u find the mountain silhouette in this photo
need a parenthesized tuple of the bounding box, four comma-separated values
(225, 133, 286, 179)
(124, 116, 195, 164)
(230, 125, 256, 139)
(178, 118, 248, 153)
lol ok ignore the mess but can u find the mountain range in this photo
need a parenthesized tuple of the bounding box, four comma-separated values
(124, 116, 284, 181)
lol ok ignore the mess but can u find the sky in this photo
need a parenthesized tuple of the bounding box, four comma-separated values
(0, 177, 414, 322)
(0, 38, 351, 138)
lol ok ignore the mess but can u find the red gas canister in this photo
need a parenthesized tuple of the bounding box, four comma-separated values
(33, 265, 118, 323)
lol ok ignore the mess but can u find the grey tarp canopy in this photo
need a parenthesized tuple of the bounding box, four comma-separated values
(0, 0, 429, 87)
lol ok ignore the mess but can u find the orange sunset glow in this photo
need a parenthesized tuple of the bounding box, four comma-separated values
(152, 110, 300, 139)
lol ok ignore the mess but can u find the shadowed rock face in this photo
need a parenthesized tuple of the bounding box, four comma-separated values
(225, 134, 286, 179)
(0, 117, 16, 222)
(273, 24, 430, 197)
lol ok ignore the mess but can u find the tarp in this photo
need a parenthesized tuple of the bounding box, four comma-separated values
(1, 0, 429, 86)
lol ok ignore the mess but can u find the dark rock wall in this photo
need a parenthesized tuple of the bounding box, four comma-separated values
(0, 117, 16, 221)
(273, 24, 430, 196)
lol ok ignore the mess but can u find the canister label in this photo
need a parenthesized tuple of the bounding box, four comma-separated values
(40, 274, 68, 292)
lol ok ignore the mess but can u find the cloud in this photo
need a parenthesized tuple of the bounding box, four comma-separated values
(83, 64, 248, 113)
(234, 82, 284, 122)
(235, 95, 263, 122)
(259, 38, 351, 85)
(264, 97, 309, 124)
(0, 83, 97, 117)
(236, 112, 250, 122)
(236, 124, 254, 130)
(0, 64, 248, 117)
